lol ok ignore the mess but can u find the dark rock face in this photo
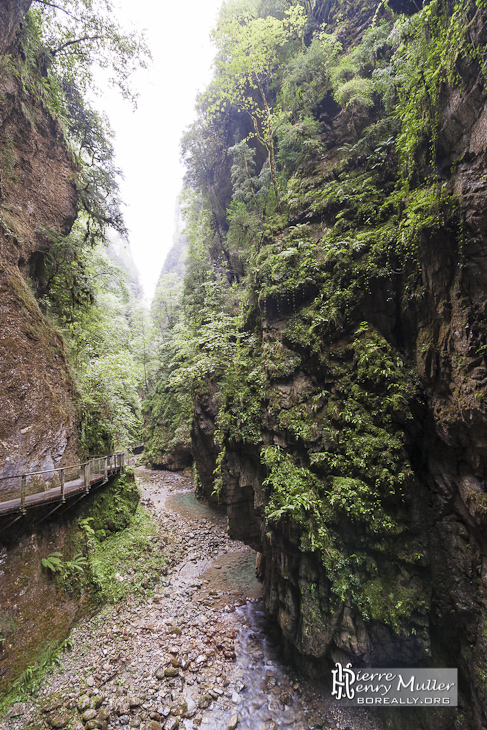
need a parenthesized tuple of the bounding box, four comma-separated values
(0, 0, 32, 56)
(188, 8, 487, 730)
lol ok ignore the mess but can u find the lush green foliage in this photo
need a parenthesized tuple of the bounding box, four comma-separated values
(148, 0, 483, 633)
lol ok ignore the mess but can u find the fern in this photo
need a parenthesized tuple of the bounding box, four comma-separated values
(41, 552, 63, 574)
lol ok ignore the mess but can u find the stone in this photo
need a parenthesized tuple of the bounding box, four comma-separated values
(42, 700, 61, 713)
(144, 722, 163, 730)
(155, 666, 166, 680)
(170, 698, 188, 717)
(82, 708, 97, 722)
(227, 714, 239, 730)
(93, 695, 104, 710)
(8, 703, 27, 718)
(164, 667, 179, 677)
(46, 712, 70, 728)
(198, 695, 212, 710)
(164, 718, 179, 730)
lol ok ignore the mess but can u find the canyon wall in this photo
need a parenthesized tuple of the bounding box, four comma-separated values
(0, 7, 79, 484)
(184, 2, 487, 728)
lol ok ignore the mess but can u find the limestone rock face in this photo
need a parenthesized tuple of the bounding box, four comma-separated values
(0, 16, 79, 485)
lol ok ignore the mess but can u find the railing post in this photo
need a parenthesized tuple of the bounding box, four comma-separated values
(83, 463, 89, 493)
(104, 456, 108, 481)
(21, 475, 26, 514)
(60, 468, 65, 503)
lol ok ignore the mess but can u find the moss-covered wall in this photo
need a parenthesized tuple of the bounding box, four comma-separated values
(167, 1, 487, 727)
(0, 471, 140, 702)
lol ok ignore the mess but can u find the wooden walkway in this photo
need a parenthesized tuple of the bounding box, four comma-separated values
(0, 453, 126, 518)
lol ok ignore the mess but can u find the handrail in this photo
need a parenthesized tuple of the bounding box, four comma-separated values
(0, 451, 129, 518)
(0, 452, 125, 481)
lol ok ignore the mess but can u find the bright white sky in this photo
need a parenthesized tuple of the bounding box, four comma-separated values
(98, 0, 224, 300)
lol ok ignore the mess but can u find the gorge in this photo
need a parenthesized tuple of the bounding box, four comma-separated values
(1, 1, 487, 729)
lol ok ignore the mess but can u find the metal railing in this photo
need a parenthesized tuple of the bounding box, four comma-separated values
(0, 452, 126, 516)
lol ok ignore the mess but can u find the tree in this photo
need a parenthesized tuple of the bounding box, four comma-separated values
(20, 0, 148, 270)
(209, 5, 306, 213)
(29, 0, 150, 104)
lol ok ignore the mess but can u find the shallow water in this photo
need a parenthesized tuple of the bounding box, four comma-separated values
(161, 480, 382, 730)
(165, 489, 227, 524)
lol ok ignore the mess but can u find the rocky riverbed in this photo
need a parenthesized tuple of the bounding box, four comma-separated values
(0, 468, 383, 730)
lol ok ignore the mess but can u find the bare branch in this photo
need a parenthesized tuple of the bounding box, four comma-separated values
(33, 0, 82, 22)
(51, 35, 101, 56)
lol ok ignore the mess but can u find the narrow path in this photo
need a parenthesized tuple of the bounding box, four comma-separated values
(1, 468, 383, 730)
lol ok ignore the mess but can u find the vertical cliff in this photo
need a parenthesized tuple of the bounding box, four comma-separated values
(160, 0, 487, 727)
(0, 8, 80, 484)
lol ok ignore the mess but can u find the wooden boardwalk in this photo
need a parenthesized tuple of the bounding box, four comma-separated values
(0, 453, 125, 518)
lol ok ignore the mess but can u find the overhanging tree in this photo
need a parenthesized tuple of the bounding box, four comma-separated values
(209, 6, 306, 213)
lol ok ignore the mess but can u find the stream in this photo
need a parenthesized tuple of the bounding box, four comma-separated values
(1, 468, 383, 730)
